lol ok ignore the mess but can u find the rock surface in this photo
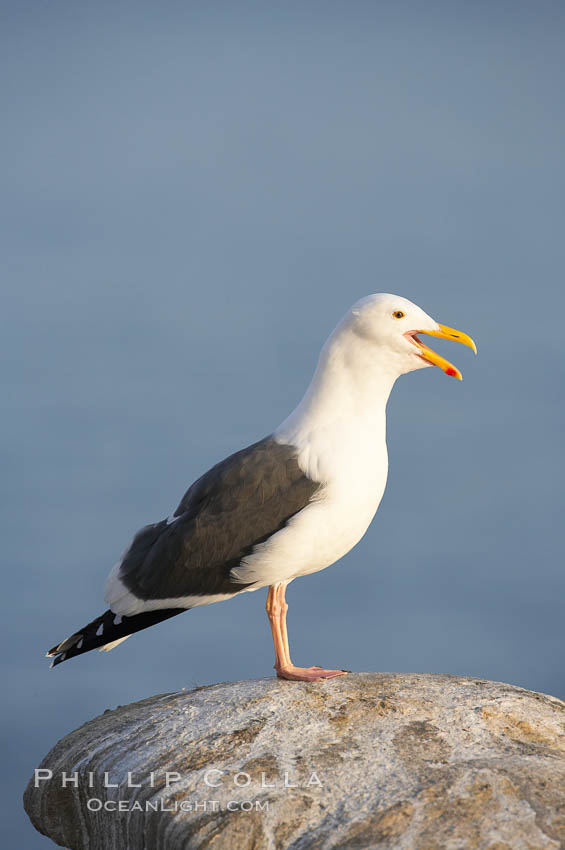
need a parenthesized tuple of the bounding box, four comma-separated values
(24, 673, 565, 849)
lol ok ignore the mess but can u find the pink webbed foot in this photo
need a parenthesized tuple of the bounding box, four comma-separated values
(275, 665, 348, 682)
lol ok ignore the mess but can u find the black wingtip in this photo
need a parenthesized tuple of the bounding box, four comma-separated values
(49, 651, 66, 668)
(46, 607, 187, 668)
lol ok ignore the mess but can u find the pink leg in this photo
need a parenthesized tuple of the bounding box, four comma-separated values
(265, 584, 347, 682)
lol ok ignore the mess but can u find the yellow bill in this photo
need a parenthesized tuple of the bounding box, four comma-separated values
(406, 324, 477, 380)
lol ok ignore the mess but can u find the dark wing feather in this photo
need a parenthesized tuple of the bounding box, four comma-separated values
(118, 437, 320, 602)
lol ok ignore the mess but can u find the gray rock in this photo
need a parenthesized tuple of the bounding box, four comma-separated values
(24, 673, 565, 849)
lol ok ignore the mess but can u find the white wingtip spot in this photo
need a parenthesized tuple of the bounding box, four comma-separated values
(76, 638, 83, 649)
(96, 623, 104, 637)
(113, 614, 122, 626)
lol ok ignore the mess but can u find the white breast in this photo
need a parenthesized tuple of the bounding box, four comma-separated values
(231, 309, 398, 589)
(230, 418, 389, 586)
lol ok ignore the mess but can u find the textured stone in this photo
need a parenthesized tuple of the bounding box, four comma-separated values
(24, 673, 565, 849)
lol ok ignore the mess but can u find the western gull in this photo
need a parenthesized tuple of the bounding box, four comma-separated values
(47, 294, 476, 681)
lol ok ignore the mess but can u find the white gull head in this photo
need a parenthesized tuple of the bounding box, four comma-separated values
(332, 293, 446, 379)
(275, 293, 476, 471)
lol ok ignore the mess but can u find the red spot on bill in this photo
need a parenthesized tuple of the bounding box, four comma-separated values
(446, 367, 458, 377)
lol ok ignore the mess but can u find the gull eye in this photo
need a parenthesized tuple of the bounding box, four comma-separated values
(392, 310, 405, 319)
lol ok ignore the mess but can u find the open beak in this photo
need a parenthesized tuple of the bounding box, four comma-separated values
(405, 324, 477, 380)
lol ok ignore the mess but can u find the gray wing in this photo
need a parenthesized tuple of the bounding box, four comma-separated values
(117, 437, 320, 602)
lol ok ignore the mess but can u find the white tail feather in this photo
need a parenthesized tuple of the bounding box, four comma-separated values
(98, 635, 131, 652)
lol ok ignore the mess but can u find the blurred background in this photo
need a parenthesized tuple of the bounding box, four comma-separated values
(3, 1, 564, 845)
